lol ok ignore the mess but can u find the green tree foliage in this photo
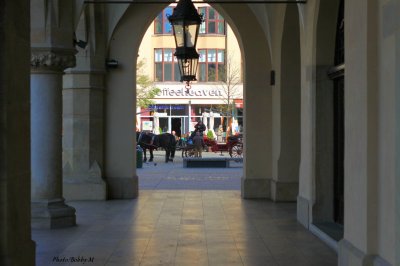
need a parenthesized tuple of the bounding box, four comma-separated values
(136, 60, 161, 108)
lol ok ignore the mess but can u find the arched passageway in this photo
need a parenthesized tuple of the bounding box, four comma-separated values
(105, 2, 273, 199)
(4, 1, 400, 265)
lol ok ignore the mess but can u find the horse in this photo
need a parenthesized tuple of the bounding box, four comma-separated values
(136, 131, 176, 163)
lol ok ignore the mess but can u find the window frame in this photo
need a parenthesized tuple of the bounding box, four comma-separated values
(198, 48, 226, 82)
(154, 48, 180, 82)
(198, 6, 225, 35)
(154, 7, 173, 35)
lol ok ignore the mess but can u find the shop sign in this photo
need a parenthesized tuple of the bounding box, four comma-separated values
(156, 112, 168, 117)
(156, 87, 226, 98)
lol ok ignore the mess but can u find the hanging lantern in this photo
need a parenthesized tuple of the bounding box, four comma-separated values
(168, 0, 203, 88)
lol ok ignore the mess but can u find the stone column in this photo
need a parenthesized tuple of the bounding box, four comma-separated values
(240, 23, 272, 199)
(31, 49, 76, 229)
(271, 5, 301, 202)
(0, 0, 36, 265)
(63, 71, 107, 200)
(338, 0, 380, 264)
(62, 4, 107, 200)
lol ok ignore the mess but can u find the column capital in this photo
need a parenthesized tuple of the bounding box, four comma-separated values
(31, 48, 76, 71)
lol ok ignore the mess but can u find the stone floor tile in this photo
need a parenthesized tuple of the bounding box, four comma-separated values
(32, 156, 337, 266)
(174, 259, 209, 266)
(241, 255, 278, 266)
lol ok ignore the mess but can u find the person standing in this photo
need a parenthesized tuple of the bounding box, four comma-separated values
(194, 120, 206, 135)
(193, 131, 205, 158)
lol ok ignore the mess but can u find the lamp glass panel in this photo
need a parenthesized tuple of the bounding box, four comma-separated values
(174, 62, 180, 81)
(191, 57, 199, 76)
(178, 57, 198, 81)
(179, 58, 190, 76)
(185, 24, 198, 47)
(173, 23, 184, 47)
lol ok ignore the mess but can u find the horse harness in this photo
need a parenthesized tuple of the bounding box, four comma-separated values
(138, 132, 158, 148)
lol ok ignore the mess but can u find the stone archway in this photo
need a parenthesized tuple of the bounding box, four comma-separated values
(105, 3, 273, 199)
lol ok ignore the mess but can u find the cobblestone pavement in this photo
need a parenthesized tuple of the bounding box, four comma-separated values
(137, 150, 243, 190)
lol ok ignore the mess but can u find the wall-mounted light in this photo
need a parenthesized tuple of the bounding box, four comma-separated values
(106, 59, 119, 69)
(270, 70, 275, 85)
(74, 39, 88, 49)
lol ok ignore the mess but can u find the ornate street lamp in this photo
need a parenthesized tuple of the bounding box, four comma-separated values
(168, 0, 203, 90)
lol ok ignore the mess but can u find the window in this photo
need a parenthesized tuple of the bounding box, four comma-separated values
(198, 49, 225, 82)
(154, 7, 173, 34)
(154, 48, 180, 82)
(199, 7, 225, 35)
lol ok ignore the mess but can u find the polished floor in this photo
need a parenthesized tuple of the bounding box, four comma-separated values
(33, 152, 337, 266)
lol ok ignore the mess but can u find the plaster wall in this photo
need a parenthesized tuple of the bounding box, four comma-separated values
(226, 25, 242, 72)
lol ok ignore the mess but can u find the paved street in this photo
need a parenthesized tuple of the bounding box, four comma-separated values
(138, 150, 243, 190)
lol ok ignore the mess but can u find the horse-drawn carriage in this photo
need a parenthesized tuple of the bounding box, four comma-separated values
(136, 131, 176, 163)
(181, 134, 243, 158)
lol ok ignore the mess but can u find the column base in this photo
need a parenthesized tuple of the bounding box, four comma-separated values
(63, 180, 107, 200)
(107, 175, 138, 199)
(271, 180, 298, 202)
(339, 239, 391, 266)
(2, 239, 36, 266)
(31, 198, 76, 229)
(241, 177, 271, 199)
(297, 195, 311, 228)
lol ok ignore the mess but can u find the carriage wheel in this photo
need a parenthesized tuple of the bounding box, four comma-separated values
(229, 143, 243, 158)
(182, 148, 195, 157)
(187, 149, 195, 157)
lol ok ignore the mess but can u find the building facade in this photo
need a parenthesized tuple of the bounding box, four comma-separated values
(137, 4, 243, 138)
(2, 0, 400, 265)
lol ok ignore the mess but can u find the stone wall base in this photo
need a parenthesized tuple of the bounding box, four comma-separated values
(339, 239, 391, 266)
(63, 180, 107, 201)
(271, 180, 298, 202)
(107, 176, 138, 199)
(241, 177, 271, 199)
(31, 198, 76, 229)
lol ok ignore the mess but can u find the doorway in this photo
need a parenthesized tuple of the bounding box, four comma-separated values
(171, 117, 183, 137)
